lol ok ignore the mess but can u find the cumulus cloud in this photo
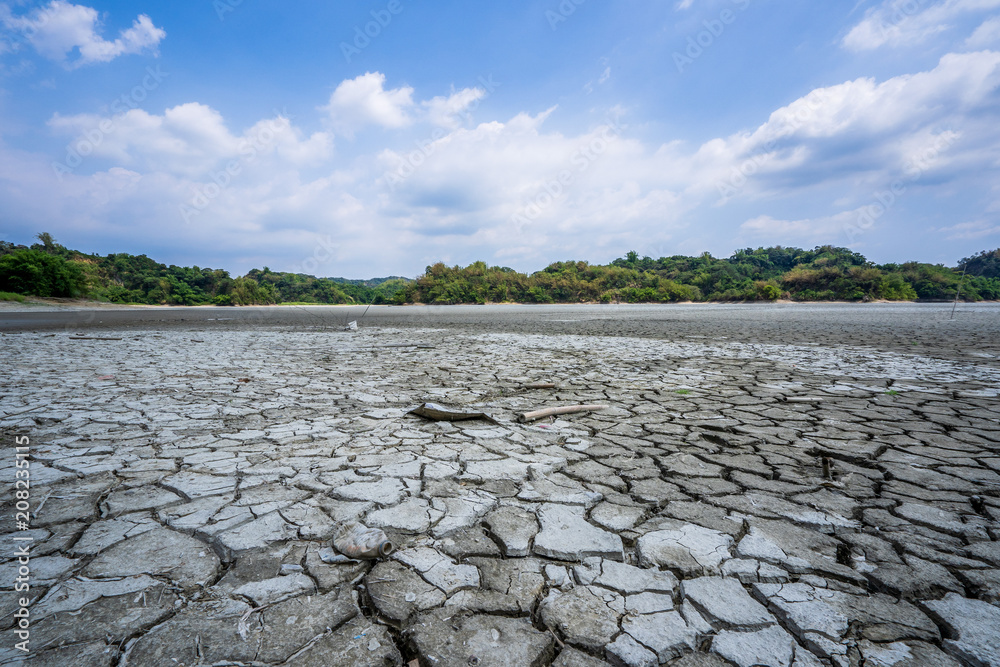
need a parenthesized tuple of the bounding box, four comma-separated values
(700, 50, 1000, 203)
(48, 103, 332, 177)
(762, 50, 1000, 139)
(322, 72, 414, 136)
(2, 1, 165, 68)
(966, 15, 1000, 46)
(5, 53, 1000, 276)
(422, 87, 486, 128)
(843, 0, 1000, 51)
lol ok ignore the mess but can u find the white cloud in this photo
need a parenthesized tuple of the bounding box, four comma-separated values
(701, 50, 1000, 200)
(739, 211, 864, 241)
(3, 1, 165, 68)
(322, 72, 414, 136)
(937, 219, 1000, 238)
(843, 0, 1000, 51)
(422, 87, 486, 128)
(48, 103, 332, 177)
(5, 52, 1000, 276)
(966, 15, 1000, 46)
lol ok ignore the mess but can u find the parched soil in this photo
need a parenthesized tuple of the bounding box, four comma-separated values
(0, 304, 998, 666)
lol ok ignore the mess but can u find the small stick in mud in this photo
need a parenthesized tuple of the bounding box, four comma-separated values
(517, 404, 608, 423)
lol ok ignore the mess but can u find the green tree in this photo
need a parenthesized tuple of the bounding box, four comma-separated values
(35, 232, 58, 254)
(0, 249, 86, 297)
(960, 249, 1000, 278)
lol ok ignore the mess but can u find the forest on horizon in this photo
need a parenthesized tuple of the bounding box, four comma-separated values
(1, 233, 998, 307)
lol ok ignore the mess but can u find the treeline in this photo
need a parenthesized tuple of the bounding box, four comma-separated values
(0, 234, 408, 305)
(243, 268, 410, 306)
(2, 234, 998, 306)
(398, 246, 1000, 304)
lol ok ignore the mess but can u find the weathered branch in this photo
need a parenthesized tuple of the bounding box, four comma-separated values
(517, 404, 608, 423)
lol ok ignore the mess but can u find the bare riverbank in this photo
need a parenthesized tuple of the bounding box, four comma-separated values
(1, 308, 999, 665)
(3, 302, 999, 362)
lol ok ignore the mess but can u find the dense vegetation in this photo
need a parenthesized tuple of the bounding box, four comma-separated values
(1, 234, 997, 306)
(0, 234, 406, 305)
(243, 269, 410, 306)
(398, 246, 1000, 304)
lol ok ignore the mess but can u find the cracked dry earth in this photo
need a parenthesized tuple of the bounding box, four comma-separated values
(2, 321, 1000, 667)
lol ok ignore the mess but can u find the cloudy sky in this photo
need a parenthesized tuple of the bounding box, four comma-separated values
(1, 0, 999, 278)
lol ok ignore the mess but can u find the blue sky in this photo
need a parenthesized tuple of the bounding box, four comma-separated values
(1, 0, 999, 278)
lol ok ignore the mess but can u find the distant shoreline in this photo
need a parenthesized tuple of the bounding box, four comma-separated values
(3, 296, 995, 313)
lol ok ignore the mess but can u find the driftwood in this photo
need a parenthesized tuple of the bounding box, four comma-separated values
(408, 402, 499, 424)
(524, 382, 557, 389)
(367, 343, 436, 349)
(69, 336, 123, 341)
(517, 404, 608, 423)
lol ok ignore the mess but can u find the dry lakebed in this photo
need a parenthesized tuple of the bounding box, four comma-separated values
(1, 303, 999, 666)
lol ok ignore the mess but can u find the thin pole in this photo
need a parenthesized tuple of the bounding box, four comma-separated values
(346, 290, 379, 327)
(950, 265, 967, 320)
(359, 292, 378, 321)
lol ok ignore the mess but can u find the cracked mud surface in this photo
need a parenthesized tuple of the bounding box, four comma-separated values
(1, 303, 999, 666)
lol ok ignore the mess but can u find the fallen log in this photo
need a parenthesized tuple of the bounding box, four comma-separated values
(409, 402, 499, 424)
(517, 404, 608, 423)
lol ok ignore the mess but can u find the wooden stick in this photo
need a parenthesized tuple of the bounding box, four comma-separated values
(517, 404, 608, 423)
(524, 382, 557, 389)
(69, 336, 123, 341)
